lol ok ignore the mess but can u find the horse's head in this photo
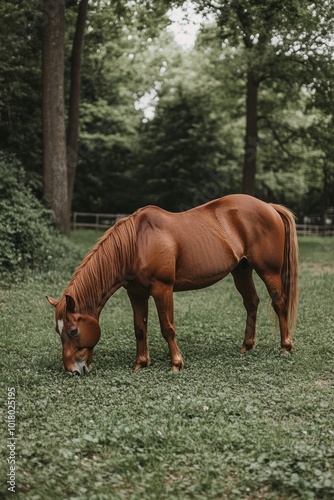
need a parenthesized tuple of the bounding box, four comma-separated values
(46, 294, 101, 375)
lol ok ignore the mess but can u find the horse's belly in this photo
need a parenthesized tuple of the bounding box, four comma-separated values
(173, 244, 239, 291)
(173, 269, 231, 291)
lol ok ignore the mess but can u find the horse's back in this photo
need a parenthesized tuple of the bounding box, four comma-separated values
(133, 203, 234, 288)
(132, 195, 286, 289)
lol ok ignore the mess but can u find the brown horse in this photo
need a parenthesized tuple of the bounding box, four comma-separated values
(47, 194, 298, 375)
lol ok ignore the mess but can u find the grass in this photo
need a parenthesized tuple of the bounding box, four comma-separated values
(0, 234, 333, 499)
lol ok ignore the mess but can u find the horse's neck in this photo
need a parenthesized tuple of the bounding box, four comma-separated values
(64, 274, 123, 319)
(94, 281, 123, 317)
(66, 217, 136, 317)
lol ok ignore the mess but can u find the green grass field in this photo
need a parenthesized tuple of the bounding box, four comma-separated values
(1, 234, 333, 499)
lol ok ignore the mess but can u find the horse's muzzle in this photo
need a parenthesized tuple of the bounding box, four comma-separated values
(67, 363, 91, 376)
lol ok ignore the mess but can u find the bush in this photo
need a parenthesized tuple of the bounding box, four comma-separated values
(0, 152, 80, 285)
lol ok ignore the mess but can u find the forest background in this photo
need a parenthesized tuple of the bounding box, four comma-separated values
(1, 0, 334, 237)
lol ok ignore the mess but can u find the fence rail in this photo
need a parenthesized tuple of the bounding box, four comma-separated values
(72, 212, 128, 231)
(296, 224, 334, 236)
(72, 213, 334, 236)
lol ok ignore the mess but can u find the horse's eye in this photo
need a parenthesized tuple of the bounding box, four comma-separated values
(68, 329, 78, 338)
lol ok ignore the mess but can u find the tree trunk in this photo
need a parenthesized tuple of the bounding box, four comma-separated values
(67, 0, 88, 211)
(42, 0, 70, 235)
(322, 163, 330, 227)
(242, 70, 259, 196)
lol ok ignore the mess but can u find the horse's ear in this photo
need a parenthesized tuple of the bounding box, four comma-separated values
(65, 295, 76, 313)
(46, 296, 59, 308)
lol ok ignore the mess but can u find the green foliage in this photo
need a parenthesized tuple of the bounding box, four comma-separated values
(1, 234, 334, 498)
(1, 0, 334, 217)
(194, 1, 334, 214)
(0, 153, 80, 285)
(137, 84, 234, 210)
(133, 42, 243, 210)
(74, 98, 140, 212)
(0, 0, 43, 191)
(72, 5, 171, 213)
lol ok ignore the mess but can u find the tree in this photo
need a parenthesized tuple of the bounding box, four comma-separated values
(193, 0, 334, 195)
(42, 0, 173, 231)
(42, 0, 69, 235)
(135, 41, 240, 211)
(41, 0, 89, 235)
(0, 0, 43, 190)
(72, 4, 177, 213)
(304, 116, 334, 222)
(67, 0, 88, 211)
(2, 0, 333, 222)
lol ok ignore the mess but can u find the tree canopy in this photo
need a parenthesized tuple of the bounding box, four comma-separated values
(0, 0, 333, 227)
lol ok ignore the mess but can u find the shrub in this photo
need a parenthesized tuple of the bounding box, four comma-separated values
(0, 152, 80, 285)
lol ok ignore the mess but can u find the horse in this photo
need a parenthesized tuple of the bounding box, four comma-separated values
(47, 194, 298, 375)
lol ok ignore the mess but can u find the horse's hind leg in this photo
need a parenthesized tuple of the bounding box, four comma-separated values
(258, 272, 293, 353)
(151, 282, 184, 371)
(127, 291, 150, 372)
(232, 263, 259, 352)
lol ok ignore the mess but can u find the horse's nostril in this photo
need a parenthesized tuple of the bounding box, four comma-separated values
(73, 370, 81, 376)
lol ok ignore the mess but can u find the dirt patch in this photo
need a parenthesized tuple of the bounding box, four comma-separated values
(300, 262, 334, 276)
(314, 380, 331, 388)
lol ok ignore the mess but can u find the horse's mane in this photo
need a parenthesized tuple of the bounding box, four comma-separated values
(58, 215, 136, 317)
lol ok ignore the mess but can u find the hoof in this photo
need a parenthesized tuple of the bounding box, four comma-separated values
(281, 347, 293, 355)
(240, 343, 255, 353)
(171, 359, 184, 372)
(171, 365, 182, 372)
(133, 359, 150, 372)
(281, 341, 294, 354)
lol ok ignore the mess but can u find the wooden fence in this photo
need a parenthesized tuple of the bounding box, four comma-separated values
(72, 212, 334, 236)
(296, 224, 334, 237)
(72, 212, 128, 231)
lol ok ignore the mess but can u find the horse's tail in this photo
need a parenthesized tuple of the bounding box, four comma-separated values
(270, 204, 299, 333)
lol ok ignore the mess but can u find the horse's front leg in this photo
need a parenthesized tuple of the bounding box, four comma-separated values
(127, 291, 150, 372)
(151, 282, 184, 371)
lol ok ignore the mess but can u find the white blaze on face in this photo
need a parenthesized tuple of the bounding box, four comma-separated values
(57, 319, 64, 335)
